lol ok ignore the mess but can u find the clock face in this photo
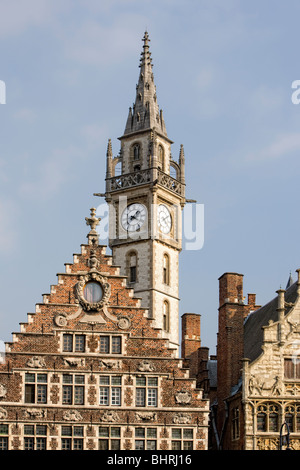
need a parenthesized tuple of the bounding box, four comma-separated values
(121, 203, 146, 232)
(157, 204, 172, 234)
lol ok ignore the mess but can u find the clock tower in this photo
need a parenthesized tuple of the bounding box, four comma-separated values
(102, 32, 186, 354)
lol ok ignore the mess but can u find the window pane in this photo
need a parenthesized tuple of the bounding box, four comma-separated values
(111, 387, 121, 406)
(148, 377, 158, 387)
(25, 384, 35, 403)
(36, 425, 47, 436)
(136, 388, 145, 407)
(63, 375, 73, 384)
(75, 335, 85, 352)
(99, 427, 109, 437)
(37, 384, 47, 403)
(100, 336, 109, 353)
(74, 427, 84, 437)
(172, 429, 181, 439)
(111, 427, 121, 438)
(25, 373, 35, 383)
(61, 426, 72, 436)
(284, 359, 294, 379)
(257, 413, 266, 432)
(99, 440, 108, 450)
(111, 440, 120, 450)
(183, 429, 193, 439)
(74, 386, 84, 405)
(112, 337, 121, 354)
(37, 374, 47, 383)
(24, 437, 34, 450)
(63, 386, 72, 404)
(147, 388, 157, 406)
(75, 375, 84, 384)
(136, 377, 146, 386)
(147, 428, 157, 438)
(135, 440, 145, 450)
(147, 440, 157, 450)
(135, 428, 145, 438)
(111, 376, 121, 386)
(84, 282, 103, 303)
(100, 387, 109, 405)
(0, 425, 8, 435)
(100, 376, 110, 385)
(63, 334, 73, 352)
(24, 425, 34, 435)
(36, 438, 46, 450)
(0, 437, 8, 450)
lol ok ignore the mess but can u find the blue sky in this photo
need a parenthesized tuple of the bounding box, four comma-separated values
(1, 0, 300, 354)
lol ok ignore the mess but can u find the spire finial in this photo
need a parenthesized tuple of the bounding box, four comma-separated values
(85, 208, 100, 245)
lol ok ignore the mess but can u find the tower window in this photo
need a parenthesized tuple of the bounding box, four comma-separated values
(163, 254, 170, 285)
(128, 252, 137, 283)
(158, 145, 164, 171)
(163, 301, 170, 332)
(133, 144, 140, 160)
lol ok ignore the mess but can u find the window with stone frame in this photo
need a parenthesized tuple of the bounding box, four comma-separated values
(0, 424, 8, 450)
(99, 335, 122, 354)
(99, 376, 122, 406)
(256, 403, 279, 432)
(24, 424, 47, 450)
(63, 333, 85, 353)
(62, 374, 85, 405)
(284, 358, 300, 379)
(24, 373, 47, 404)
(171, 428, 193, 450)
(163, 253, 170, 285)
(285, 403, 300, 432)
(163, 300, 170, 332)
(61, 425, 84, 450)
(135, 377, 158, 407)
(135, 427, 157, 450)
(98, 426, 121, 450)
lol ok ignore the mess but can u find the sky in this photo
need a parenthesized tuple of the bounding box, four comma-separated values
(1, 0, 300, 354)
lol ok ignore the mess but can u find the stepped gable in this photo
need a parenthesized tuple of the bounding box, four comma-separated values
(0, 208, 209, 451)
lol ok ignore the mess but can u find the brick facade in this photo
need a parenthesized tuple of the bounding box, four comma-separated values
(0, 233, 209, 450)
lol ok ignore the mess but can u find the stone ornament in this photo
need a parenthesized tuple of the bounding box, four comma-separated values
(135, 411, 156, 422)
(173, 413, 191, 424)
(100, 410, 119, 422)
(99, 359, 121, 370)
(54, 313, 68, 327)
(24, 408, 46, 419)
(75, 272, 111, 312)
(175, 390, 192, 404)
(63, 410, 82, 421)
(0, 407, 7, 419)
(117, 316, 131, 330)
(137, 360, 154, 372)
(0, 384, 7, 398)
(26, 356, 46, 368)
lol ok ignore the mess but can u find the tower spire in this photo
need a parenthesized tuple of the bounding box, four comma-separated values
(123, 31, 167, 137)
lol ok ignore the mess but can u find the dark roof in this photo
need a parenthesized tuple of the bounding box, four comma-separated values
(244, 281, 299, 363)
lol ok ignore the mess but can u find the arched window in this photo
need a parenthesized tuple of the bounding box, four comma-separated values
(163, 254, 170, 285)
(257, 403, 279, 432)
(128, 252, 137, 284)
(163, 300, 170, 332)
(285, 404, 300, 432)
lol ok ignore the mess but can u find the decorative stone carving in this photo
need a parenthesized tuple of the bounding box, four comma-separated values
(137, 360, 154, 372)
(100, 411, 119, 422)
(0, 407, 7, 419)
(26, 356, 46, 368)
(248, 374, 283, 396)
(0, 384, 7, 398)
(135, 411, 156, 422)
(173, 413, 191, 424)
(64, 357, 85, 367)
(88, 249, 99, 270)
(63, 410, 82, 421)
(175, 390, 192, 404)
(24, 408, 46, 419)
(54, 313, 68, 327)
(117, 316, 131, 330)
(99, 359, 121, 370)
(75, 272, 111, 312)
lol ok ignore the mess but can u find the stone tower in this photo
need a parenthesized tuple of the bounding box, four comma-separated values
(103, 32, 186, 354)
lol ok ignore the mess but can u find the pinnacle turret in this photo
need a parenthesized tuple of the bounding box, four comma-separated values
(123, 31, 167, 138)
